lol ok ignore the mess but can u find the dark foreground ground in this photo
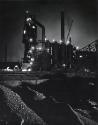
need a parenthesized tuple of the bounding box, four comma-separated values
(0, 76, 98, 125)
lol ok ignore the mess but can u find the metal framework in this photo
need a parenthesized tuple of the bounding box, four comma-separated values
(74, 40, 98, 72)
(80, 40, 98, 52)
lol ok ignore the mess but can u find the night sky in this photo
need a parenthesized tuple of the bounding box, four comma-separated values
(0, 0, 97, 61)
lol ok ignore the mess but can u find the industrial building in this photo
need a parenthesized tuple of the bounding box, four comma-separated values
(22, 11, 77, 71)
(0, 10, 97, 74)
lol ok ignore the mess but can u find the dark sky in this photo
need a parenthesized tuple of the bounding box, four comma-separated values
(0, 0, 97, 61)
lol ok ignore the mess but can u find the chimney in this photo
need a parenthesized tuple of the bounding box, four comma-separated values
(61, 11, 65, 42)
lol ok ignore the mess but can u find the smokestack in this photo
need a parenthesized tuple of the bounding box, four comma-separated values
(61, 11, 65, 42)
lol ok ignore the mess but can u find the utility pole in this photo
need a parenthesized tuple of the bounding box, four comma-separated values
(61, 11, 65, 43)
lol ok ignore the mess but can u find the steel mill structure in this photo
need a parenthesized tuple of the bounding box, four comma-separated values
(22, 11, 77, 71)
(0, 10, 98, 74)
(22, 11, 98, 73)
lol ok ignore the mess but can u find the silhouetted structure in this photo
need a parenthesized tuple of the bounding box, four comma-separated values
(21, 11, 98, 73)
(61, 11, 65, 43)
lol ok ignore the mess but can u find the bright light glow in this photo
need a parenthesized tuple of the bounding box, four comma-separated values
(28, 68, 32, 71)
(76, 46, 79, 50)
(25, 10, 29, 14)
(66, 40, 70, 45)
(45, 37, 47, 41)
(88, 99, 97, 106)
(27, 55, 30, 58)
(14, 65, 19, 71)
(37, 47, 42, 51)
(46, 48, 50, 53)
(26, 17, 32, 22)
(4, 67, 13, 71)
(84, 68, 89, 72)
(15, 65, 18, 68)
(52, 39, 55, 42)
(28, 50, 32, 53)
(79, 55, 83, 58)
(31, 58, 34, 61)
(62, 64, 66, 67)
(14, 65, 18, 69)
(7, 67, 10, 70)
(31, 46, 35, 50)
(22, 69, 28, 72)
(59, 40, 63, 44)
(30, 62, 33, 65)
(89, 82, 94, 86)
(32, 25, 35, 29)
(29, 38, 33, 42)
(24, 30, 26, 34)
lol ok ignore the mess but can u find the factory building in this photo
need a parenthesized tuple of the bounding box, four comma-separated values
(22, 11, 75, 71)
